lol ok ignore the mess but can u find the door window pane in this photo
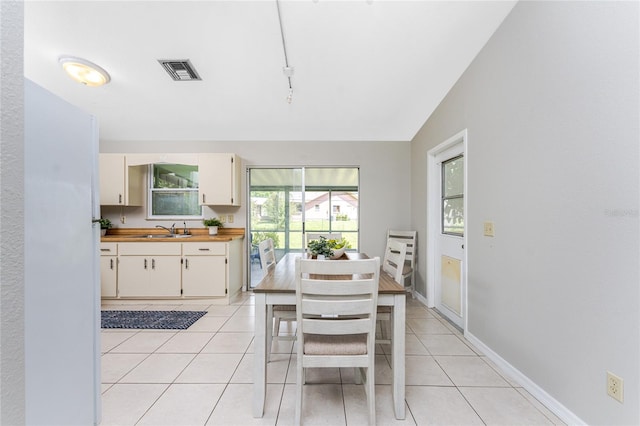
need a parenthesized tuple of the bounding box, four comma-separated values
(442, 156, 464, 236)
(443, 198, 464, 235)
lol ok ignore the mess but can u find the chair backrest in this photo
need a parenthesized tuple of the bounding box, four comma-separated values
(258, 238, 277, 270)
(386, 229, 417, 270)
(382, 240, 407, 284)
(306, 232, 343, 248)
(295, 257, 379, 342)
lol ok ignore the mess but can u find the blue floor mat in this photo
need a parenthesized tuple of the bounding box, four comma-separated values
(101, 310, 207, 330)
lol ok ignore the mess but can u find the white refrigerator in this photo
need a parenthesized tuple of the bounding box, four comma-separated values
(24, 79, 101, 425)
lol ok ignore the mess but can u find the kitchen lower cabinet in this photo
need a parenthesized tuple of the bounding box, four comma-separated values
(100, 243, 118, 298)
(182, 242, 227, 297)
(117, 243, 182, 297)
(101, 238, 244, 302)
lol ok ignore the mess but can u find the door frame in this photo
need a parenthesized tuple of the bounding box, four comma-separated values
(426, 129, 468, 331)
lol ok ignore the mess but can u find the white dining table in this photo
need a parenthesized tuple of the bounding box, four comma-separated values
(252, 252, 406, 419)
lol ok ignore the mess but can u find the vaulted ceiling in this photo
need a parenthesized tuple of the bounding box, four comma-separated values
(24, 1, 516, 142)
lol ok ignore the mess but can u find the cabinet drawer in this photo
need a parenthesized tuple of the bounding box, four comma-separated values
(118, 242, 182, 256)
(100, 243, 118, 255)
(182, 242, 226, 256)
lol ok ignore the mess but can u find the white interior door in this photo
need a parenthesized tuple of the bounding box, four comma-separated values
(428, 131, 467, 330)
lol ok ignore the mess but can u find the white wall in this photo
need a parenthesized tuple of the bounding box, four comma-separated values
(100, 140, 412, 260)
(411, 2, 639, 425)
(0, 1, 25, 424)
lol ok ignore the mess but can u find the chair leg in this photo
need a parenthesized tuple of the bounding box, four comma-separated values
(274, 316, 282, 338)
(366, 366, 376, 426)
(267, 305, 274, 362)
(295, 365, 303, 425)
(411, 272, 416, 298)
(383, 318, 391, 342)
(354, 367, 362, 385)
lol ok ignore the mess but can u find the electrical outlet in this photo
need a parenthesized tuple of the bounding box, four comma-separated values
(120, 216, 126, 224)
(219, 215, 226, 223)
(483, 221, 494, 237)
(228, 214, 234, 223)
(607, 371, 624, 403)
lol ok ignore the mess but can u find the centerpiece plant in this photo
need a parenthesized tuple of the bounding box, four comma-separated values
(307, 236, 350, 259)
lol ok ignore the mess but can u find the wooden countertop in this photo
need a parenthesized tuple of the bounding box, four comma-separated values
(101, 227, 245, 243)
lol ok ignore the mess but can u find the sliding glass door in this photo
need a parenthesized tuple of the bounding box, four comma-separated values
(247, 167, 359, 288)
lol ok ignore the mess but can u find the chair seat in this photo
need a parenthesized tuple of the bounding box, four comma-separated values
(303, 333, 367, 355)
(273, 305, 296, 312)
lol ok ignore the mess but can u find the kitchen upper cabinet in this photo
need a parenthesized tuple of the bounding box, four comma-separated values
(99, 243, 118, 298)
(182, 243, 227, 297)
(198, 153, 241, 206)
(117, 243, 181, 297)
(99, 154, 145, 206)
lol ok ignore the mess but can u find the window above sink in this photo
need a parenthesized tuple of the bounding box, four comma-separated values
(148, 163, 203, 220)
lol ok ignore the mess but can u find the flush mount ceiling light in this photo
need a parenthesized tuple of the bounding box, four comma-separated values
(59, 56, 111, 86)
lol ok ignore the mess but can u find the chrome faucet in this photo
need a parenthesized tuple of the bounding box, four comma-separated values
(156, 223, 176, 235)
(183, 221, 190, 235)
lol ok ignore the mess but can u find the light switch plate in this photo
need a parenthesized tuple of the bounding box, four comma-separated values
(483, 221, 494, 237)
(228, 214, 234, 223)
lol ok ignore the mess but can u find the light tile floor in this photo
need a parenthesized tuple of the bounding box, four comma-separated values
(100, 294, 566, 426)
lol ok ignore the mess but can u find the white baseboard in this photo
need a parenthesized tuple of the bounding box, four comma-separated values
(413, 291, 430, 307)
(464, 330, 586, 426)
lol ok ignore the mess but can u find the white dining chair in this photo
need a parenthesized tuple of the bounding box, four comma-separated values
(259, 238, 296, 361)
(294, 257, 380, 426)
(386, 229, 417, 297)
(377, 240, 407, 345)
(258, 238, 277, 270)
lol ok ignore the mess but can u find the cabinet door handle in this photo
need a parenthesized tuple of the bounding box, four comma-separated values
(144, 259, 147, 269)
(110, 258, 114, 270)
(119, 194, 122, 204)
(100, 248, 111, 252)
(202, 194, 206, 204)
(198, 248, 210, 251)
(185, 259, 189, 269)
(152, 259, 156, 270)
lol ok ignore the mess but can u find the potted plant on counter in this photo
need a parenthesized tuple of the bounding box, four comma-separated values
(98, 218, 112, 236)
(203, 217, 224, 235)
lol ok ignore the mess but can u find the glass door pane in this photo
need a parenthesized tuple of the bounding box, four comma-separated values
(304, 168, 359, 251)
(247, 167, 359, 288)
(248, 168, 303, 288)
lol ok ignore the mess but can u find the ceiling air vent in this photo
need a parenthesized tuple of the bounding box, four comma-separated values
(158, 59, 201, 81)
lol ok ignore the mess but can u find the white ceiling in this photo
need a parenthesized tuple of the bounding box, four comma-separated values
(24, 1, 516, 142)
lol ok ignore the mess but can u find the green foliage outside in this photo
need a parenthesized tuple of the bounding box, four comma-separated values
(252, 219, 358, 251)
(250, 190, 359, 251)
(251, 231, 280, 248)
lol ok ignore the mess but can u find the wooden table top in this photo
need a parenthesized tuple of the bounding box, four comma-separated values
(254, 252, 405, 294)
